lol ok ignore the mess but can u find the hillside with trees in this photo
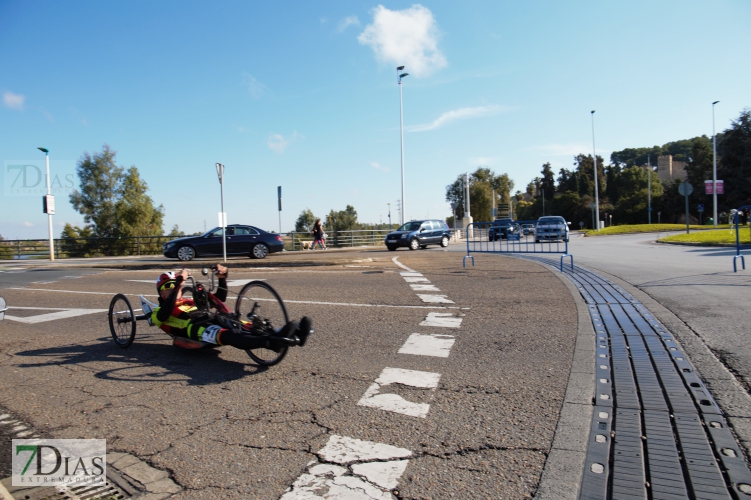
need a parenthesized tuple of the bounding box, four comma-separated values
(510, 108, 751, 227)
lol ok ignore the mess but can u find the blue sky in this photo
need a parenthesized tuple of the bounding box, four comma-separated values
(1, 0, 749, 239)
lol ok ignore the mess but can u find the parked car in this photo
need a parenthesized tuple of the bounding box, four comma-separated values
(163, 224, 284, 261)
(385, 220, 451, 251)
(488, 218, 515, 241)
(535, 216, 570, 243)
(521, 223, 535, 235)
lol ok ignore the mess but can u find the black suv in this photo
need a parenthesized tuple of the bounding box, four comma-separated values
(488, 218, 517, 241)
(385, 220, 451, 251)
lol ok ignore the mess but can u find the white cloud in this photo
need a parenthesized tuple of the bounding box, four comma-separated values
(337, 15, 360, 32)
(267, 131, 302, 154)
(320, 17, 328, 24)
(3, 91, 25, 110)
(533, 144, 592, 156)
(409, 105, 507, 132)
(23, 221, 33, 227)
(243, 73, 266, 98)
(467, 156, 497, 166)
(370, 161, 389, 172)
(358, 5, 446, 78)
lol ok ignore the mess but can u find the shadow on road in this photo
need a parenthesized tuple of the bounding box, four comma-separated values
(638, 272, 751, 288)
(13, 335, 268, 385)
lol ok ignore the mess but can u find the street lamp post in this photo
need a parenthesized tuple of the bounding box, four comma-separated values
(38, 147, 54, 261)
(712, 101, 720, 226)
(215, 163, 227, 263)
(397, 66, 409, 225)
(591, 111, 600, 230)
(387, 203, 391, 227)
(648, 155, 652, 225)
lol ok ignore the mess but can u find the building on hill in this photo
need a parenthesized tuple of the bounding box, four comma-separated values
(655, 155, 687, 182)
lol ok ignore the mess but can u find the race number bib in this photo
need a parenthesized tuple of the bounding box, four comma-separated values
(202, 325, 221, 344)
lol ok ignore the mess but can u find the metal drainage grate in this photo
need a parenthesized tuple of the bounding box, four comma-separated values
(5, 472, 134, 500)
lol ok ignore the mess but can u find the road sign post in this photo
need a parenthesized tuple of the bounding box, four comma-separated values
(678, 182, 694, 234)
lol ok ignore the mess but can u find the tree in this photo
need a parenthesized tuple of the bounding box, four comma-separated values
(445, 167, 515, 222)
(69, 145, 164, 241)
(0, 234, 13, 260)
(540, 163, 555, 201)
(114, 167, 164, 238)
(60, 223, 94, 257)
(573, 154, 606, 199)
(167, 225, 185, 237)
(327, 205, 359, 231)
(294, 209, 317, 233)
(70, 145, 122, 238)
(718, 109, 751, 209)
(685, 136, 713, 210)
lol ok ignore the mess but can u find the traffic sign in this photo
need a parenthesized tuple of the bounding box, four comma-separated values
(678, 182, 693, 196)
(698, 204, 704, 213)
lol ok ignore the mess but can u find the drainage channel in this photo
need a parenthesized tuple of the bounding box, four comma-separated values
(524, 256, 751, 500)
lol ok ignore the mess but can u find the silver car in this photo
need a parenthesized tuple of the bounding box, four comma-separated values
(535, 216, 569, 243)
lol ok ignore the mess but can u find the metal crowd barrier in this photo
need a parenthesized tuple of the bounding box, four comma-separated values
(463, 221, 573, 271)
(732, 205, 751, 272)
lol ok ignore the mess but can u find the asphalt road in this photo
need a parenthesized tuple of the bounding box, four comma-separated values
(0, 249, 579, 499)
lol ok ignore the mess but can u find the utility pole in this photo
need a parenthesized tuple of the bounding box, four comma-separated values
(648, 155, 652, 225)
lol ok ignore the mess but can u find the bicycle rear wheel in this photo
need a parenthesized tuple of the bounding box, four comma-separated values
(108, 294, 136, 348)
(235, 281, 289, 366)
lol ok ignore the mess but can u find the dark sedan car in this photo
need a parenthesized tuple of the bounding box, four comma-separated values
(385, 219, 451, 251)
(163, 224, 284, 261)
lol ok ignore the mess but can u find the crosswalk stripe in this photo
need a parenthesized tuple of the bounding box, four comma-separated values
(420, 312, 463, 328)
(358, 367, 441, 418)
(398, 333, 455, 358)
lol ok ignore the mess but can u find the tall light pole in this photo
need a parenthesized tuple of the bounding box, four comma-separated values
(397, 66, 409, 225)
(38, 147, 54, 261)
(387, 202, 391, 227)
(215, 163, 227, 263)
(712, 101, 720, 226)
(648, 155, 652, 225)
(591, 111, 600, 231)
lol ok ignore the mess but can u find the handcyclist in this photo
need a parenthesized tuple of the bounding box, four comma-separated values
(153, 264, 311, 350)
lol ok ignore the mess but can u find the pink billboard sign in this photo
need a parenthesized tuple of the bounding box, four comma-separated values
(705, 180, 724, 194)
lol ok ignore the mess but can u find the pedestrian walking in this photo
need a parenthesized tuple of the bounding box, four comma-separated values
(311, 219, 327, 250)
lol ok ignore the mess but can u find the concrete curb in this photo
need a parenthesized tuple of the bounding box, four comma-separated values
(533, 263, 595, 500)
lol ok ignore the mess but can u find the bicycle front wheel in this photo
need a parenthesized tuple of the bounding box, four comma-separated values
(108, 294, 136, 348)
(235, 281, 289, 366)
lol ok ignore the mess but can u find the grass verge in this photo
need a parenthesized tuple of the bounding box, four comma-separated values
(659, 228, 751, 245)
(581, 224, 729, 236)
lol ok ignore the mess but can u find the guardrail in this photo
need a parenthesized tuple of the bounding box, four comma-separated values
(0, 229, 426, 260)
(463, 221, 573, 271)
(285, 229, 394, 251)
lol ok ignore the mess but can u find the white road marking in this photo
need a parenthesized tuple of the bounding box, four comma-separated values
(416, 294, 454, 304)
(409, 284, 441, 292)
(126, 279, 261, 286)
(358, 367, 441, 418)
(352, 460, 410, 490)
(399, 272, 422, 277)
(398, 333, 456, 358)
(420, 312, 463, 328)
(392, 257, 417, 273)
(4, 307, 108, 324)
(282, 435, 411, 499)
(403, 277, 429, 283)
(318, 435, 412, 463)
(6, 288, 461, 310)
